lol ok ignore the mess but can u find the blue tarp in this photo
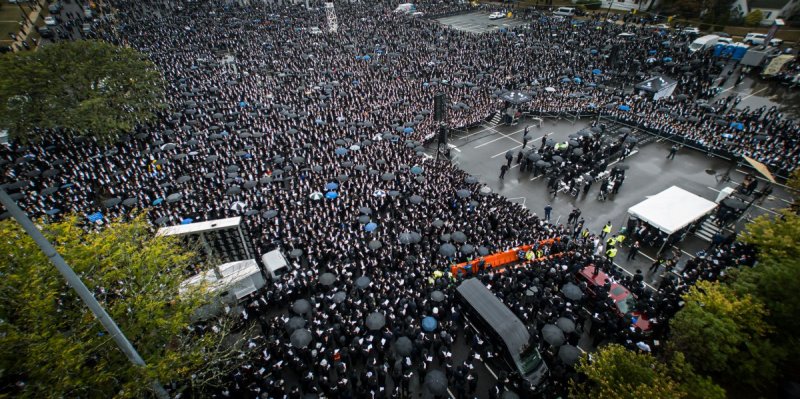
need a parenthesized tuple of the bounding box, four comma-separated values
(325, 191, 338, 199)
(403, 127, 414, 134)
(152, 198, 164, 205)
(181, 218, 193, 224)
(326, 182, 339, 190)
(730, 122, 744, 131)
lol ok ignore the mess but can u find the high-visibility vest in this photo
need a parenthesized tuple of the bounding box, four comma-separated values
(602, 224, 612, 233)
(606, 248, 617, 258)
(616, 234, 626, 244)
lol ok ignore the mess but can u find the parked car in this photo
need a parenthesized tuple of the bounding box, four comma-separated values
(652, 23, 670, 29)
(44, 16, 58, 26)
(578, 265, 652, 332)
(38, 25, 54, 38)
(48, 2, 62, 13)
(489, 11, 505, 20)
(744, 33, 783, 47)
(682, 26, 700, 35)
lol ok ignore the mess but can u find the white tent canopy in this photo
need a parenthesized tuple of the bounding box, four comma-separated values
(628, 186, 717, 235)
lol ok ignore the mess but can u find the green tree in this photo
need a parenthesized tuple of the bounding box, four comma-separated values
(669, 280, 780, 390)
(0, 214, 244, 398)
(745, 9, 764, 26)
(662, 0, 703, 19)
(571, 344, 686, 399)
(663, 350, 726, 399)
(0, 40, 164, 144)
(728, 179, 800, 378)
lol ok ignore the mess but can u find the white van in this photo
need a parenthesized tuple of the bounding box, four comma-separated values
(394, 3, 415, 13)
(261, 249, 290, 280)
(744, 33, 783, 47)
(553, 7, 576, 17)
(689, 34, 720, 53)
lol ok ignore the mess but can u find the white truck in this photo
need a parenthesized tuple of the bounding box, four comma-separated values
(180, 259, 266, 320)
(261, 249, 290, 280)
(689, 34, 720, 53)
(394, 3, 415, 13)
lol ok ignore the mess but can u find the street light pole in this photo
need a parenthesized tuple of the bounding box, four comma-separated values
(0, 189, 169, 399)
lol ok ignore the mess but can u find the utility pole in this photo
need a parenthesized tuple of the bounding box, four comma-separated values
(0, 189, 169, 399)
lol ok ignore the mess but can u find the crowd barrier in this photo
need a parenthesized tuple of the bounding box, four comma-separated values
(449, 237, 562, 277)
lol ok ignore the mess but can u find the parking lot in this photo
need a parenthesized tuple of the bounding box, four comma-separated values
(436, 11, 528, 34)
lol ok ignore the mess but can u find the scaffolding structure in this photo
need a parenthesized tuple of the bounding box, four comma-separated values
(325, 2, 338, 33)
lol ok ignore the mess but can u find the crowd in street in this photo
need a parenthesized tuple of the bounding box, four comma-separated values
(0, 0, 790, 397)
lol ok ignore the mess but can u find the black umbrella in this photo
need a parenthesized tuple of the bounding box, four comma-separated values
(501, 391, 520, 399)
(120, 197, 136, 207)
(613, 163, 631, 170)
(366, 312, 386, 330)
(477, 246, 490, 256)
(431, 290, 445, 302)
(440, 243, 457, 257)
(355, 276, 371, 289)
(558, 344, 581, 366)
(527, 152, 542, 162)
(409, 195, 423, 204)
(551, 155, 564, 164)
(290, 248, 303, 258)
(395, 336, 413, 356)
(561, 282, 584, 301)
(451, 231, 467, 243)
(368, 240, 382, 250)
(461, 244, 475, 255)
(290, 329, 313, 348)
(456, 189, 471, 199)
(359, 206, 373, 215)
(332, 291, 347, 304)
(102, 197, 121, 208)
(722, 198, 747, 210)
(432, 219, 445, 228)
(381, 173, 395, 181)
(464, 176, 478, 184)
(285, 316, 306, 333)
(425, 370, 448, 396)
(319, 273, 336, 286)
(542, 324, 565, 347)
(293, 299, 311, 315)
(556, 317, 576, 333)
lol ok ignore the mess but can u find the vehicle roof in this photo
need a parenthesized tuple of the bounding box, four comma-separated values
(457, 278, 530, 355)
(578, 266, 651, 330)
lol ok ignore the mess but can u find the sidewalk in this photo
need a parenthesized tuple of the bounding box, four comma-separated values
(11, 0, 45, 52)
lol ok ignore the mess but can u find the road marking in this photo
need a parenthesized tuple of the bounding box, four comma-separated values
(447, 143, 461, 152)
(490, 132, 553, 158)
(706, 186, 778, 215)
(474, 128, 524, 148)
(742, 87, 768, 100)
(458, 125, 495, 140)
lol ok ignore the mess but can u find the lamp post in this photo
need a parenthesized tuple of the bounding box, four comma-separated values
(0, 189, 169, 399)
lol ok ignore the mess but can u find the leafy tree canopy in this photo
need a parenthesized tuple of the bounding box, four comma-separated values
(0, 214, 240, 398)
(0, 40, 164, 144)
(570, 344, 721, 399)
(669, 281, 780, 390)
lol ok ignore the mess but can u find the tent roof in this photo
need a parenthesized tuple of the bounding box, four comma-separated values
(179, 259, 260, 296)
(157, 216, 241, 236)
(628, 186, 717, 235)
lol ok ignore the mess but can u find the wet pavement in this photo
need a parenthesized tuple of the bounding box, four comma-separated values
(436, 11, 528, 34)
(433, 115, 793, 283)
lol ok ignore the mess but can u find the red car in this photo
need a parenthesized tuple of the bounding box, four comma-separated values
(578, 265, 651, 331)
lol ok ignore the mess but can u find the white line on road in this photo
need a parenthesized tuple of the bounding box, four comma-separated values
(447, 143, 461, 152)
(490, 132, 553, 158)
(474, 128, 524, 148)
(742, 87, 768, 100)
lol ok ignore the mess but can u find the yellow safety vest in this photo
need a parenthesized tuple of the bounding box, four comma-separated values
(606, 248, 617, 258)
(602, 225, 612, 233)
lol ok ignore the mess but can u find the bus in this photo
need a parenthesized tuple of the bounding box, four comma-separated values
(456, 278, 548, 391)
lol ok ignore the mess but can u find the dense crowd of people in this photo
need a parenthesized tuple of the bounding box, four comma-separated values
(0, 0, 792, 397)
